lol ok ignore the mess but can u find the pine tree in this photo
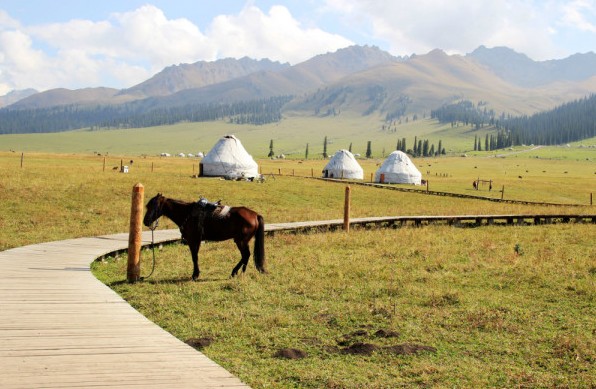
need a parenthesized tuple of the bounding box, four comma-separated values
(323, 136, 328, 158)
(366, 141, 372, 158)
(268, 139, 274, 158)
(305, 143, 309, 160)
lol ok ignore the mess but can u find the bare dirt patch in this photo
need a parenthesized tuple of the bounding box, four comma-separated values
(185, 337, 214, 350)
(274, 348, 308, 359)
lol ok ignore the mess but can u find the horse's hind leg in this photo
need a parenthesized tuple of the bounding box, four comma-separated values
(230, 240, 251, 277)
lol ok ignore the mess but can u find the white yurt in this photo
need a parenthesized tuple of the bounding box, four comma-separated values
(322, 149, 364, 179)
(374, 150, 422, 185)
(200, 135, 259, 178)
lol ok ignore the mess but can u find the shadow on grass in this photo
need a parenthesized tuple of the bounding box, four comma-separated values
(108, 275, 228, 287)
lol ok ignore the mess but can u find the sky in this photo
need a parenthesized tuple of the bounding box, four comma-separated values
(0, 0, 595, 95)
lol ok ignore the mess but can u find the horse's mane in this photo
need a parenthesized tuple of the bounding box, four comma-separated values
(167, 197, 194, 207)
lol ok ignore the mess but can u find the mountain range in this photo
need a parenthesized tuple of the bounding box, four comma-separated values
(2, 45, 596, 133)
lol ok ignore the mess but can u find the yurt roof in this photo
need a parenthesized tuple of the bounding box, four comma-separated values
(323, 149, 364, 179)
(374, 150, 421, 184)
(201, 135, 258, 178)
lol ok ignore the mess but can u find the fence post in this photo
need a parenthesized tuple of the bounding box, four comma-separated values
(501, 185, 505, 200)
(103, 157, 106, 172)
(127, 183, 144, 283)
(20, 152, 24, 168)
(344, 186, 351, 232)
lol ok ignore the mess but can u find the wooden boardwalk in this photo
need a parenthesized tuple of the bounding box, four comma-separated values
(267, 213, 595, 234)
(0, 230, 249, 389)
(1, 214, 593, 388)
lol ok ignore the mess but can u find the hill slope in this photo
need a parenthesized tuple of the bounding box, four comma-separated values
(1, 45, 595, 135)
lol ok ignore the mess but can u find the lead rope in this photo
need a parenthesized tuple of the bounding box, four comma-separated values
(140, 219, 159, 281)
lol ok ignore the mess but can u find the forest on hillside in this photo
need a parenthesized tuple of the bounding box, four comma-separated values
(431, 94, 596, 149)
(0, 96, 292, 134)
(1, 91, 594, 152)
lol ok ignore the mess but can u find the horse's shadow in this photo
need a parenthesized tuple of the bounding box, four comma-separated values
(109, 276, 227, 287)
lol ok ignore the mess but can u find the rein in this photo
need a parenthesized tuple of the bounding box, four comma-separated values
(140, 219, 159, 281)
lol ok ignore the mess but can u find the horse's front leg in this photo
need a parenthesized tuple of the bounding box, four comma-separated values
(188, 239, 201, 281)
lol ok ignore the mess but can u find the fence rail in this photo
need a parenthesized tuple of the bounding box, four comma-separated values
(265, 214, 595, 234)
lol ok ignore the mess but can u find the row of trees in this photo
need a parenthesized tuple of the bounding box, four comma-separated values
(269, 136, 446, 160)
(399, 136, 446, 157)
(431, 100, 499, 129)
(473, 131, 514, 151)
(0, 96, 293, 134)
(433, 95, 596, 150)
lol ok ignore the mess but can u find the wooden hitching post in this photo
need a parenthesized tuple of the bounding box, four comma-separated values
(127, 183, 144, 283)
(343, 186, 351, 232)
(20, 152, 24, 168)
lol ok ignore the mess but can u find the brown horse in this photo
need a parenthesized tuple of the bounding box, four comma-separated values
(143, 193, 266, 280)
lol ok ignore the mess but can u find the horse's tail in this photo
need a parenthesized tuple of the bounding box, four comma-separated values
(253, 214, 266, 273)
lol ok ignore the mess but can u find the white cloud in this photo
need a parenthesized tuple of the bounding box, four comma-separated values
(0, 30, 49, 94)
(208, 5, 352, 63)
(0, 4, 353, 93)
(323, 0, 591, 60)
(3, 1, 591, 94)
(561, 0, 596, 32)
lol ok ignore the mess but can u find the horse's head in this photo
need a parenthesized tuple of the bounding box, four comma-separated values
(144, 193, 165, 227)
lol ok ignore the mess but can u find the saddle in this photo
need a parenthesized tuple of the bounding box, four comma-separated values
(192, 197, 230, 219)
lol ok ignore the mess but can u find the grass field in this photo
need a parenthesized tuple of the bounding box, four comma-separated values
(1, 148, 594, 387)
(1, 150, 594, 250)
(0, 116, 506, 157)
(93, 225, 595, 387)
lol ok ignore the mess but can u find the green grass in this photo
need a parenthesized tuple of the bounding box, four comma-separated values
(1, 151, 592, 250)
(0, 116, 489, 157)
(1, 150, 594, 387)
(93, 225, 595, 387)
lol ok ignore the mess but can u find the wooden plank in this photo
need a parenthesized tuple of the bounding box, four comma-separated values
(0, 230, 250, 389)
